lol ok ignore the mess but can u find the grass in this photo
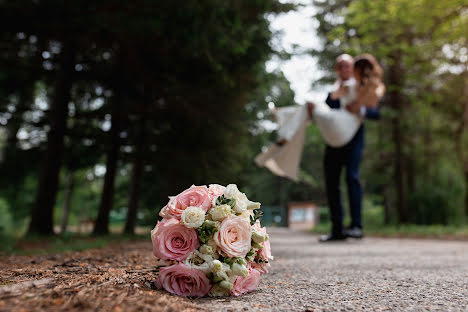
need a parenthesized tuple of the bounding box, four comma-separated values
(0, 225, 153, 256)
(313, 218, 468, 240)
(3, 213, 468, 256)
(311, 201, 468, 240)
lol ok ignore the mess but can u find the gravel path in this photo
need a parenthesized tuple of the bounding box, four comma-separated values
(2, 230, 467, 311)
(197, 228, 468, 312)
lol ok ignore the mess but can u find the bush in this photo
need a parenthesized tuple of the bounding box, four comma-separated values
(0, 198, 12, 234)
(362, 197, 385, 229)
(407, 166, 464, 225)
(0, 198, 14, 251)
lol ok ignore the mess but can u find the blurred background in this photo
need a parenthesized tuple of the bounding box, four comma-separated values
(0, 0, 467, 249)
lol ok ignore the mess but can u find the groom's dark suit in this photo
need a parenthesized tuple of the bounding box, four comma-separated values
(324, 94, 380, 236)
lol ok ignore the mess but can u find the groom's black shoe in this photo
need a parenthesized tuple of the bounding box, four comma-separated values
(319, 233, 347, 242)
(345, 227, 363, 239)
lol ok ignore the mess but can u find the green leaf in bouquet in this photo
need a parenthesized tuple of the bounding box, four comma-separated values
(252, 242, 263, 249)
(197, 220, 219, 244)
(215, 195, 236, 208)
(233, 257, 247, 266)
(250, 210, 263, 225)
(212, 275, 224, 283)
(219, 255, 233, 265)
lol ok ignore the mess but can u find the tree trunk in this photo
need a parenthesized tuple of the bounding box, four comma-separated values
(123, 116, 147, 235)
(423, 119, 431, 182)
(388, 52, 407, 224)
(464, 75, 468, 218)
(456, 71, 468, 217)
(60, 172, 75, 233)
(464, 170, 468, 218)
(93, 113, 121, 235)
(377, 107, 392, 224)
(28, 40, 76, 236)
(393, 98, 407, 223)
(406, 138, 415, 195)
(383, 187, 392, 225)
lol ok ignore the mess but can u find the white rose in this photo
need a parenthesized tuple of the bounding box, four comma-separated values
(224, 184, 249, 213)
(209, 204, 232, 221)
(180, 206, 206, 228)
(184, 250, 213, 273)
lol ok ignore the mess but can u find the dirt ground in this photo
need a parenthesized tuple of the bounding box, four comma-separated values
(0, 241, 202, 312)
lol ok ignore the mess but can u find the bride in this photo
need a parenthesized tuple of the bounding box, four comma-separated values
(255, 54, 385, 180)
(306, 54, 385, 147)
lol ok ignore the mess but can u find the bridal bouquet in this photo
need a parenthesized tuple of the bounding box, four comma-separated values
(151, 184, 273, 297)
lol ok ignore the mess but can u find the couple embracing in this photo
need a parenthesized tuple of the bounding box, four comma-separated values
(308, 53, 384, 242)
(256, 53, 384, 242)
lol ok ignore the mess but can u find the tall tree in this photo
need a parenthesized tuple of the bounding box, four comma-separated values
(28, 40, 76, 235)
(93, 108, 122, 235)
(123, 113, 147, 234)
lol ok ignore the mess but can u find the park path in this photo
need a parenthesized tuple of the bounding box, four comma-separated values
(1, 230, 468, 311)
(198, 228, 468, 311)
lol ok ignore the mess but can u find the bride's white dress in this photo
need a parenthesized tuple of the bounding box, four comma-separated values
(278, 78, 361, 148)
(311, 78, 362, 147)
(255, 79, 361, 180)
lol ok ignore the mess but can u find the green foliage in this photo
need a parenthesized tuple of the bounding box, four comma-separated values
(0, 199, 13, 248)
(314, 198, 468, 238)
(1, 0, 466, 240)
(216, 195, 236, 209)
(197, 220, 219, 244)
(313, 0, 468, 225)
(0, 0, 295, 235)
(407, 164, 465, 225)
(250, 209, 264, 225)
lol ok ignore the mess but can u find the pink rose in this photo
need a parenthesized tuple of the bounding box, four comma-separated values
(208, 184, 226, 202)
(155, 264, 211, 297)
(230, 266, 261, 296)
(159, 185, 212, 219)
(214, 215, 251, 258)
(151, 218, 199, 261)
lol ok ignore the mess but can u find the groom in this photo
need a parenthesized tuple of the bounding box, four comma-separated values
(311, 54, 380, 242)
